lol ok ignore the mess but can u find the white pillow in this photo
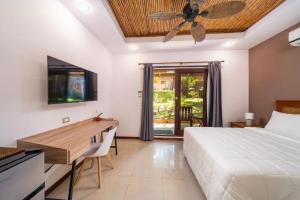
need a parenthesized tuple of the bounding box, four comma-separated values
(265, 111, 300, 140)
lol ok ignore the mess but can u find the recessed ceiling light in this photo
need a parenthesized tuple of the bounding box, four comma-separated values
(76, 0, 92, 14)
(128, 44, 139, 51)
(222, 41, 235, 47)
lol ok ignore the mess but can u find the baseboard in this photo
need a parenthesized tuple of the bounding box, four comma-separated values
(117, 136, 183, 141)
(116, 136, 140, 139)
(45, 160, 84, 196)
(154, 136, 183, 141)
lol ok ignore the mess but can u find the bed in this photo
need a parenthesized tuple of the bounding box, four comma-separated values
(183, 101, 300, 200)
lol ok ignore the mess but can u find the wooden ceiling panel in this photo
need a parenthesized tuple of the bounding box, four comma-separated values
(107, 0, 285, 37)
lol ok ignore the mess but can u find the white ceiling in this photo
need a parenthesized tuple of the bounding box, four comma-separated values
(60, 0, 300, 54)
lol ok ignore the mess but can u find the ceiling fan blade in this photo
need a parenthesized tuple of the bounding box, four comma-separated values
(149, 12, 182, 20)
(163, 21, 186, 42)
(190, 0, 206, 5)
(200, 1, 246, 19)
(190, 23, 206, 42)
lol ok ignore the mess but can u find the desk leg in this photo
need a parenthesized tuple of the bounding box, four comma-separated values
(114, 132, 118, 155)
(68, 160, 77, 200)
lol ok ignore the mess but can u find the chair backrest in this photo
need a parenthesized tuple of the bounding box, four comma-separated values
(93, 127, 117, 157)
(180, 106, 193, 121)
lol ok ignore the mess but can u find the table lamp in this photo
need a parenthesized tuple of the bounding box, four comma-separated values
(245, 112, 254, 126)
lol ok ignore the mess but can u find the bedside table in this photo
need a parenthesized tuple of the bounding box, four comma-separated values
(230, 122, 263, 128)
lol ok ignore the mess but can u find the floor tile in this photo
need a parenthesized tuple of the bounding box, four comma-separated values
(47, 139, 205, 200)
(131, 161, 164, 179)
(124, 177, 163, 200)
(83, 176, 130, 200)
(163, 179, 205, 200)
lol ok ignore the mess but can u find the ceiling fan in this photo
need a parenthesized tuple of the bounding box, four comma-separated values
(149, 0, 246, 43)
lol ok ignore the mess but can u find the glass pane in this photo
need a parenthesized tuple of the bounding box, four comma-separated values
(180, 73, 205, 130)
(153, 70, 175, 135)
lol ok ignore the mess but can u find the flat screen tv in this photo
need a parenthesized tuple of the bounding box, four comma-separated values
(48, 56, 97, 104)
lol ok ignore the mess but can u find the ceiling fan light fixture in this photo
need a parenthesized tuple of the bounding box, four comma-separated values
(76, 0, 92, 14)
(222, 41, 235, 47)
(128, 44, 139, 51)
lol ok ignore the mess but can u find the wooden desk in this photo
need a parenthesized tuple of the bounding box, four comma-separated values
(17, 118, 118, 200)
(0, 147, 23, 160)
(17, 119, 118, 165)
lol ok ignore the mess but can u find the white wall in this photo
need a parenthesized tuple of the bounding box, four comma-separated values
(0, 0, 249, 191)
(0, 0, 113, 190)
(0, 0, 113, 147)
(111, 50, 249, 137)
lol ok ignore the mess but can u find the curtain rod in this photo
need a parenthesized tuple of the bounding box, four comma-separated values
(138, 61, 224, 65)
(153, 66, 208, 70)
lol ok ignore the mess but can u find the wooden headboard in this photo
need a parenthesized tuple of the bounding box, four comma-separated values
(276, 100, 300, 114)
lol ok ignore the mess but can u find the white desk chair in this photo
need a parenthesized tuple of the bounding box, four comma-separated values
(75, 127, 117, 188)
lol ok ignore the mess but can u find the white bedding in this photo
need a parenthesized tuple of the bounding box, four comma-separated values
(183, 127, 300, 200)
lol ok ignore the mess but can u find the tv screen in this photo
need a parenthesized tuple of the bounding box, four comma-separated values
(48, 56, 97, 104)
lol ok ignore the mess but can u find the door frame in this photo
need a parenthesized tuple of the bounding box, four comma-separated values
(174, 68, 208, 136)
(152, 67, 208, 137)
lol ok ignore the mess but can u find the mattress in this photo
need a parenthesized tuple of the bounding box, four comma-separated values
(183, 127, 300, 200)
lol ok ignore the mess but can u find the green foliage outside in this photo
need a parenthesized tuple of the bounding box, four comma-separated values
(153, 90, 175, 120)
(153, 74, 204, 120)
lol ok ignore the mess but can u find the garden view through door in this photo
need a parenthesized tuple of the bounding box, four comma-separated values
(153, 69, 176, 135)
(153, 68, 207, 136)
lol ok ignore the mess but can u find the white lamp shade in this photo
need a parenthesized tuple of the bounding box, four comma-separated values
(245, 112, 254, 120)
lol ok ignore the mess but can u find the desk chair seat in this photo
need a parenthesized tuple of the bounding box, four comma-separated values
(75, 127, 117, 188)
(82, 143, 101, 157)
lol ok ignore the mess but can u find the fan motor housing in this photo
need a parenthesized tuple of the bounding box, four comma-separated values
(183, 3, 199, 22)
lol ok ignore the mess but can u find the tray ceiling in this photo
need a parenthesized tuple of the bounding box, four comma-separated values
(107, 0, 285, 38)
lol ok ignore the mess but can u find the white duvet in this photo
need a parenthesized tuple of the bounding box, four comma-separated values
(183, 127, 300, 200)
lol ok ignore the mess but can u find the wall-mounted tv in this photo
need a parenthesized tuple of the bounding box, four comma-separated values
(48, 56, 97, 104)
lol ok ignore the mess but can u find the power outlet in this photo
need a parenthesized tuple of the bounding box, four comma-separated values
(138, 91, 143, 97)
(62, 117, 70, 124)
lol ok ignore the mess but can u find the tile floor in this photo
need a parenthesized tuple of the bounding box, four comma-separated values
(47, 140, 205, 200)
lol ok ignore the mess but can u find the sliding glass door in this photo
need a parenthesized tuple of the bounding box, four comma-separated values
(176, 69, 208, 136)
(153, 68, 207, 136)
(153, 69, 176, 135)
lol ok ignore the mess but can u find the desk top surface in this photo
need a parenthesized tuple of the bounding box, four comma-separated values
(17, 119, 118, 164)
(0, 147, 23, 160)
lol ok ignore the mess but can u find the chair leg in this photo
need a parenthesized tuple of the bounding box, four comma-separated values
(86, 158, 94, 170)
(106, 154, 114, 169)
(100, 132, 104, 142)
(75, 159, 86, 185)
(97, 157, 102, 189)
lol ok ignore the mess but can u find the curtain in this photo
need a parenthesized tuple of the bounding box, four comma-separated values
(207, 61, 223, 127)
(140, 64, 154, 141)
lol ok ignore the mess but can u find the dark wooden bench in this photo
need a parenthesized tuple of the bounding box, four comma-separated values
(180, 106, 204, 127)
